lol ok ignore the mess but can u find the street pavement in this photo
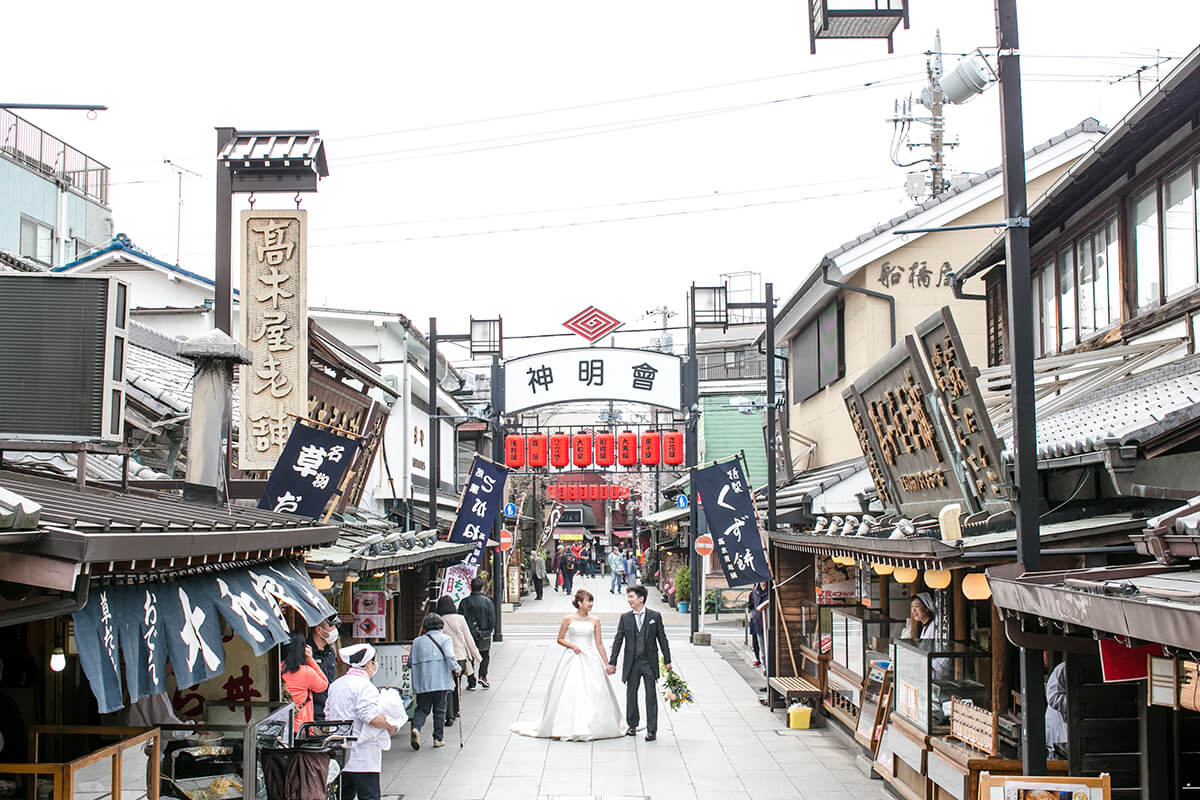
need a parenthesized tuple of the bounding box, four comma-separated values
(379, 572, 881, 800)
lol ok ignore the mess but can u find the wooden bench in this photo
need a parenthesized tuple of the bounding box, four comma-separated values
(767, 653, 822, 711)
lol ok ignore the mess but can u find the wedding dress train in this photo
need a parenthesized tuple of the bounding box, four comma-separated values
(510, 619, 627, 741)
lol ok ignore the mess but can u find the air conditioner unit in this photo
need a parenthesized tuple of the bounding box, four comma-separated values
(0, 273, 129, 442)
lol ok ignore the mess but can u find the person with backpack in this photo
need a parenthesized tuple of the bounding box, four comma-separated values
(280, 633, 329, 733)
(459, 577, 496, 690)
(408, 613, 461, 750)
(561, 547, 578, 595)
(608, 548, 625, 593)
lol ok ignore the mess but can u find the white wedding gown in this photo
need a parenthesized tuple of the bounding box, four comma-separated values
(511, 619, 627, 741)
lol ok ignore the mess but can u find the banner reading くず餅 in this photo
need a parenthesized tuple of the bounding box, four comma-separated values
(692, 457, 772, 587)
(448, 455, 509, 568)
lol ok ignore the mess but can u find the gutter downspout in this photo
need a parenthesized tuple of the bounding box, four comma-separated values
(821, 259, 896, 347)
(952, 261, 996, 301)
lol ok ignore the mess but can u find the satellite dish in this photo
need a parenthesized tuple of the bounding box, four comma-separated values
(942, 52, 994, 105)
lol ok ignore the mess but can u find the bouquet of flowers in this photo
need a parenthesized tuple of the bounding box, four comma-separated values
(660, 660, 694, 711)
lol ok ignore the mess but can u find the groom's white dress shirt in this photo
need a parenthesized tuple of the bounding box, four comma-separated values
(634, 609, 645, 632)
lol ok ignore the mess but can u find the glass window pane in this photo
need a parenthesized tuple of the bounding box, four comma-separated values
(19, 219, 35, 258)
(1031, 268, 1042, 356)
(36, 223, 52, 264)
(1040, 267, 1056, 354)
(1105, 217, 1120, 327)
(1163, 165, 1198, 297)
(1132, 187, 1161, 308)
(1059, 247, 1076, 348)
(1077, 237, 1095, 339)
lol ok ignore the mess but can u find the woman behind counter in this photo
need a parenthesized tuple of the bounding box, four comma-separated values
(281, 633, 329, 733)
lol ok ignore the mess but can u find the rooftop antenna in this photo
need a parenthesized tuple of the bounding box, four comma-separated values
(642, 305, 677, 353)
(164, 158, 202, 266)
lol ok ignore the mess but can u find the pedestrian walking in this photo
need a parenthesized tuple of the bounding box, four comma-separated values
(280, 633, 329, 733)
(624, 550, 638, 585)
(459, 577, 496, 690)
(551, 545, 564, 592)
(435, 595, 480, 726)
(561, 547, 578, 595)
(580, 543, 593, 578)
(748, 581, 769, 669)
(408, 613, 461, 750)
(324, 644, 398, 800)
(608, 549, 625, 593)
(532, 550, 547, 600)
(305, 614, 339, 721)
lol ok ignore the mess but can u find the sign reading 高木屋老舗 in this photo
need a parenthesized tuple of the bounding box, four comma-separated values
(240, 209, 308, 471)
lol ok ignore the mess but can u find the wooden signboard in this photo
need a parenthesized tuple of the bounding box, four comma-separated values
(977, 772, 1111, 800)
(873, 718, 897, 779)
(915, 306, 1011, 514)
(854, 663, 893, 753)
(844, 336, 969, 518)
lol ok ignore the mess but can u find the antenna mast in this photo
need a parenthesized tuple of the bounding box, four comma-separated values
(164, 158, 202, 266)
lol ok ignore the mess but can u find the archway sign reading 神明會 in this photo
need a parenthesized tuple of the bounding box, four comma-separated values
(502, 347, 682, 413)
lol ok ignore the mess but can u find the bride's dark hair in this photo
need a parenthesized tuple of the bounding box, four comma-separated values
(572, 589, 594, 608)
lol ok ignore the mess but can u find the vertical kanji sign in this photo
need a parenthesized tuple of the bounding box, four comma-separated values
(691, 457, 772, 587)
(258, 423, 360, 519)
(240, 209, 308, 471)
(448, 455, 509, 568)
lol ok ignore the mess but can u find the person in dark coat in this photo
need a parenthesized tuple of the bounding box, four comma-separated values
(748, 581, 769, 669)
(306, 614, 340, 720)
(550, 546, 564, 592)
(458, 578, 496, 690)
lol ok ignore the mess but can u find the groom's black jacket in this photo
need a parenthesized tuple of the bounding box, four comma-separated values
(609, 608, 671, 682)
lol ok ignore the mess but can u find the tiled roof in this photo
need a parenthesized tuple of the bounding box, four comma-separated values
(1006, 355, 1200, 460)
(0, 249, 46, 273)
(753, 457, 865, 514)
(306, 515, 474, 575)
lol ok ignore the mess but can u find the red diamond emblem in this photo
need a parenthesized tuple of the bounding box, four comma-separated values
(563, 306, 623, 342)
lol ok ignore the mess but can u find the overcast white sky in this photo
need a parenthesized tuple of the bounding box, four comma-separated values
(11, 2, 1192, 356)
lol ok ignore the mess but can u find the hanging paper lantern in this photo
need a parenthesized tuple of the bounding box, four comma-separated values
(893, 567, 918, 584)
(572, 433, 593, 467)
(504, 435, 526, 468)
(640, 432, 662, 466)
(594, 432, 615, 466)
(527, 433, 548, 468)
(549, 434, 570, 468)
(567, 484, 581, 501)
(962, 573, 992, 600)
(924, 569, 952, 590)
(870, 562, 894, 576)
(662, 430, 685, 465)
(616, 431, 639, 466)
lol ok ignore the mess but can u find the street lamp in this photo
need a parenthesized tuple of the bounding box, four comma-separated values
(427, 316, 505, 639)
(688, 282, 778, 652)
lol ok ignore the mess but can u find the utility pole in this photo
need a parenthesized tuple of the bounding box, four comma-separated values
(928, 31, 947, 197)
(994, 0, 1045, 773)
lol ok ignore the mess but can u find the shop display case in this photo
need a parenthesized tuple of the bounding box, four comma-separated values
(159, 701, 294, 800)
(829, 606, 905, 678)
(0, 726, 162, 800)
(794, 600, 855, 655)
(892, 638, 990, 735)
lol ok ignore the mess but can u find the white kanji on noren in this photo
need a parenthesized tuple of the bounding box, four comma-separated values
(471, 497, 488, 517)
(217, 578, 271, 644)
(273, 492, 301, 513)
(733, 548, 756, 571)
(326, 445, 346, 463)
(177, 587, 222, 672)
(463, 523, 483, 542)
(293, 445, 328, 478)
(723, 516, 749, 543)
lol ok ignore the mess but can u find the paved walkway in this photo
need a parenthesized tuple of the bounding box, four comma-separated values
(380, 573, 881, 800)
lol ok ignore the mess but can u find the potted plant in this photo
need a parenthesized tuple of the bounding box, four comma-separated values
(674, 565, 691, 613)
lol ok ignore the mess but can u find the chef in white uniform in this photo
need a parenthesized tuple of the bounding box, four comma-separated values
(1045, 661, 1068, 759)
(324, 643, 397, 800)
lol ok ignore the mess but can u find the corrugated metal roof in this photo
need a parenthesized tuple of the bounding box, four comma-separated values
(754, 457, 865, 513)
(218, 132, 329, 177)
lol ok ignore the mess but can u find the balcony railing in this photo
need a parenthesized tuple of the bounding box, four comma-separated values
(697, 353, 768, 381)
(0, 108, 109, 206)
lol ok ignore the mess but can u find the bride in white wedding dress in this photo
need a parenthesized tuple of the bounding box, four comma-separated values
(511, 589, 627, 741)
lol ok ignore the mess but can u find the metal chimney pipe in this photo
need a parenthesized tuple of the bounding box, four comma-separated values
(178, 331, 252, 506)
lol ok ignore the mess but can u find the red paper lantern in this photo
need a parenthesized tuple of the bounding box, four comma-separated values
(617, 431, 638, 467)
(549, 433, 570, 468)
(640, 431, 661, 466)
(594, 432, 615, 467)
(662, 430, 684, 465)
(527, 434, 548, 468)
(504, 435, 525, 468)
(572, 433, 593, 467)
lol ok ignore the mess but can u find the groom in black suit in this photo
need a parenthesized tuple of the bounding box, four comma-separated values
(608, 584, 672, 741)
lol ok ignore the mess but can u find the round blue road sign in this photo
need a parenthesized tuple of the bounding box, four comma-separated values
(504, 502, 517, 518)
(676, 494, 688, 510)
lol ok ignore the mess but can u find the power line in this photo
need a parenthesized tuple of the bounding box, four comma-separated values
(307, 185, 900, 246)
(329, 54, 924, 143)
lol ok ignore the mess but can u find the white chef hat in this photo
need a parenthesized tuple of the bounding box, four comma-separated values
(339, 643, 376, 667)
(914, 592, 936, 614)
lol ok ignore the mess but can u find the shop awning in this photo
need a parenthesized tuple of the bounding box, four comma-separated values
(611, 529, 633, 539)
(73, 558, 336, 714)
(988, 561, 1200, 654)
(641, 506, 687, 525)
(305, 519, 477, 581)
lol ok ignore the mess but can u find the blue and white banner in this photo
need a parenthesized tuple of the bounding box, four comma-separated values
(72, 559, 338, 713)
(258, 423, 360, 519)
(448, 455, 509, 568)
(692, 457, 773, 587)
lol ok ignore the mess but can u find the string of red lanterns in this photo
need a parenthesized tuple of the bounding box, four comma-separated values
(503, 431, 684, 469)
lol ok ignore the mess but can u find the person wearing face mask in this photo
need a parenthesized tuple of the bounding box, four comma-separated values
(324, 644, 398, 800)
(306, 615, 340, 721)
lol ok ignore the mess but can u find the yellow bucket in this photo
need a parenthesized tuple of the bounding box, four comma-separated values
(788, 707, 812, 729)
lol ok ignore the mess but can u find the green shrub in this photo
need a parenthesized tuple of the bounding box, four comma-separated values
(674, 565, 691, 602)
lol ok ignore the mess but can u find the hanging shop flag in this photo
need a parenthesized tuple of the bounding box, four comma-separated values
(258, 423, 361, 520)
(692, 457, 772, 587)
(447, 454, 510, 568)
(441, 563, 478, 604)
(72, 559, 336, 714)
